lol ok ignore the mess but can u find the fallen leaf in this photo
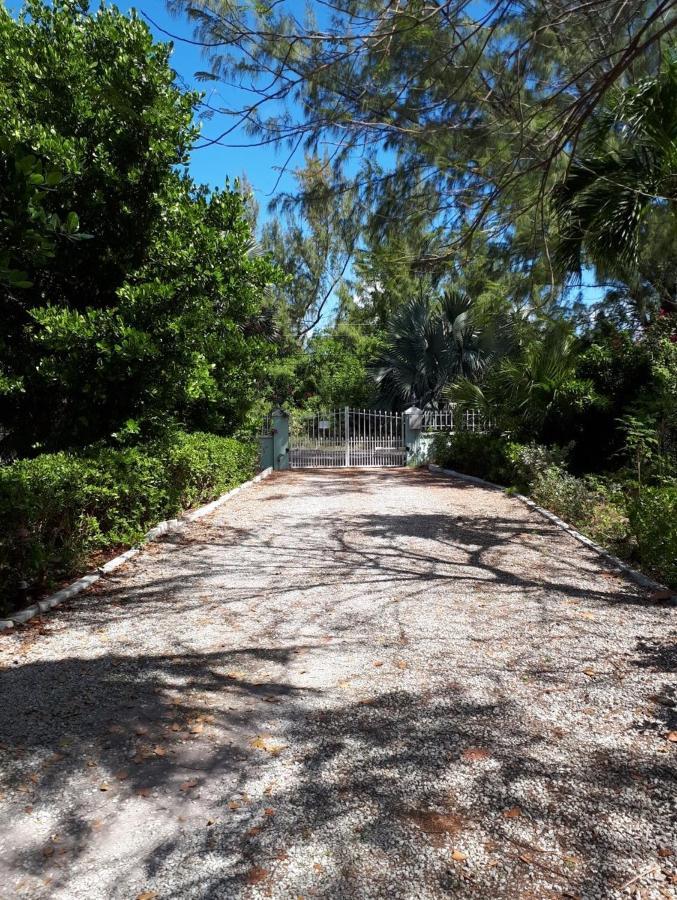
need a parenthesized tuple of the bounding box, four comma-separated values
(264, 807, 275, 817)
(658, 847, 673, 857)
(153, 745, 167, 757)
(180, 779, 198, 792)
(503, 806, 521, 819)
(246, 826, 262, 838)
(136, 892, 158, 900)
(99, 783, 110, 792)
(227, 800, 240, 810)
(373, 660, 383, 668)
(41, 846, 54, 858)
(313, 863, 324, 873)
(189, 723, 204, 735)
(24, 806, 33, 814)
(136, 787, 151, 798)
(451, 850, 468, 862)
(582, 668, 596, 677)
(169, 723, 181, 732)
(114, 770, 129, 781)
(86, 760, 97, 768)
(395, 659, 408, 670)
(250, 735, 286, 756)
(462, 747, 490, 762)
(666, 731, 677, 743)
(246, 867, 268, 885)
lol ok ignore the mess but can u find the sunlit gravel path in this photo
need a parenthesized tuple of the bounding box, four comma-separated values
(0, 468, 675, 899)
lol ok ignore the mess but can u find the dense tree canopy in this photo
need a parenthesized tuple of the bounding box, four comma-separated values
(0, 1, 280, 455)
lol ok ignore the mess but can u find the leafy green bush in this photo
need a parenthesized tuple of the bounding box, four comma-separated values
(628, 486, 677, 588)
(0, 432, 257, 613)
(432, 432, 512, 484)
(530, 465, 594, 525)
(530, 467, 631, 554)
(432, 432, 565, 490)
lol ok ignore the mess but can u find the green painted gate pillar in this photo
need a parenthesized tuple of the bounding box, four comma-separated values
(404, 406, 424, 465)
(272, 407, 290, 470)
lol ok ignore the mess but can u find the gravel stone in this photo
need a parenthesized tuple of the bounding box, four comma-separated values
(0, 468, 675, 899)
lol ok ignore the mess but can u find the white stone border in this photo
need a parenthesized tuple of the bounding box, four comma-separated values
(428, 463, 676, 601)
(0, 467, 273, 632)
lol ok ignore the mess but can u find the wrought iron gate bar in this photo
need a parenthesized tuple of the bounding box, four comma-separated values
(289, 407, 405, 469)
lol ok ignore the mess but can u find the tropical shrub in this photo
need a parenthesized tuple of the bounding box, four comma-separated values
(432, 432, 566, 491)
(432, 432, 512, 484)
(0, 432, 257, 613)
(628, 486, 677, 588)
(0, 2, 281, 455)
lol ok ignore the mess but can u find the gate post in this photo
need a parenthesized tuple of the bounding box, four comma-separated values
(272, 407, 289, 470)
(344, 406, 350, 467)
(404, 406, 424, 465)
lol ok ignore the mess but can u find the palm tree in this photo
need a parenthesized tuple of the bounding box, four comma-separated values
(449, 318, 583, 432)
(372, 286, 486, 409)
(553, 51, 677, 288)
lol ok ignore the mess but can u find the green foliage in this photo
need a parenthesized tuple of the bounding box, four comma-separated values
(261, 154, 357, 338)
(531, 467, 631, 555)
(553, 51, 677, 276)
(374, 287, 486, 409)
(0, 431, 257, 613)
(432, 432, 566, 492)
(0, 1, 280, 454)
(432, 432, 513, 486)
(628, 486, 677, 588)
(294, 325, 379, 409)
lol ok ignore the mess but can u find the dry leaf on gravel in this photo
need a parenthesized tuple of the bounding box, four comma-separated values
(136, 787, 151, 798)
(451, 850, 468, 862)
(462, 747, 490, 762)
(503, 806, 521, 819)
(666, 731, 677, 742)
(153, 745, 167, 757)
(99, 783, 110, 792)
(114, 770, 129, 781)
(250, 735, 286, 755)
(373, 660, 383, 667)
(189, 723, 204, 735)
(180, 779, 198, 792)
(136, 891, 158, 900)
(246, 867, 269, 885)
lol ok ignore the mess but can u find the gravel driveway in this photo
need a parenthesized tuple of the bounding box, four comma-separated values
(1, 468, 675, 899)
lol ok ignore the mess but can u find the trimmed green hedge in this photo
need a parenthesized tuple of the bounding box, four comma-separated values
(0, 431, 257, 614)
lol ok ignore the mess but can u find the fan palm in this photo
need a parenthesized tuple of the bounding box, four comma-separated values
(372, 286, 486, 409)
(553, 51, 677, 278)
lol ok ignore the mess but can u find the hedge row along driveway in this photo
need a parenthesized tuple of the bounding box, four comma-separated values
(0, 469, 675, 899)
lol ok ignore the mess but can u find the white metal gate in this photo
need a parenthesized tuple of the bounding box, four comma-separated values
(289, 407, 405, 468)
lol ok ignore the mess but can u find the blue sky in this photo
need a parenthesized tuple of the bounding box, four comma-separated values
(122, 1, 299, 219)
(6, 0, 604, 306)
